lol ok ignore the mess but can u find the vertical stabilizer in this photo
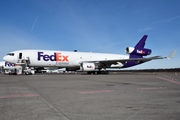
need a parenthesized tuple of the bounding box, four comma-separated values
(130, 35, 148, 58)
(135, 35, 148, 48)
(123, 35, 150, 68)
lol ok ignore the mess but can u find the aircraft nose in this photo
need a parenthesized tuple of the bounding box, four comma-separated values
(3, 55, 11, 62)
(3, 55, 17, 63)
(3, 56, 7, 61)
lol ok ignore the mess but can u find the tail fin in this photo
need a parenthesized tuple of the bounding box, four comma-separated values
(130, 35, 148, 58)
(135, 35, 148, 48)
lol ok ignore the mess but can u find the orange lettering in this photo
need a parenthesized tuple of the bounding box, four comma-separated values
(63, 56, 69, 62)
(56, 52, 69, 62)
(56, 52, 62, 62)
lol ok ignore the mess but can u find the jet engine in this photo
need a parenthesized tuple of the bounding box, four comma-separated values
(126, 47, 152, 56)
(80, 63, 96, 71)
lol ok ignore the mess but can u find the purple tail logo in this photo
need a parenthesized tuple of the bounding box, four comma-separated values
(137, 50, 145, 54)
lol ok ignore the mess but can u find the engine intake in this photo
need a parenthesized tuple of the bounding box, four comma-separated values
(126, 47, 151, 56)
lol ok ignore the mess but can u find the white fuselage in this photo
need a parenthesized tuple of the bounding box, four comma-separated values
(3, 50, 129, 68)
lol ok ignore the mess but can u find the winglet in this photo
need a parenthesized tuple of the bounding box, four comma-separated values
(167, 50, 177, 59)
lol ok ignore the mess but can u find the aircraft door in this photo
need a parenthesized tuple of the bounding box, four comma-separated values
(19, 53, 22, 59)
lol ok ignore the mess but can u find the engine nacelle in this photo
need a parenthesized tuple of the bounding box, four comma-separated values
(126, 47, 152, 56)
(80, 63, 96, 71)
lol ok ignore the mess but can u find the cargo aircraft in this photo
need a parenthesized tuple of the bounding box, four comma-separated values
(3, 35, 176, 74)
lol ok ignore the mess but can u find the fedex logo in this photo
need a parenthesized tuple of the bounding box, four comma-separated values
(137, 50, 145, 54)
(38, 52, 69, 62)
(5, 62, 15, 67)
(87, 65, 93, 68)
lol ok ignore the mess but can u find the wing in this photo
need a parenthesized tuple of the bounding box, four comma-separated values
(79, 56, 162, 67)
(79, 50, 177, 68)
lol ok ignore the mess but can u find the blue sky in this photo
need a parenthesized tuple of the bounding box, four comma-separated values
(0, 0, 179, 69)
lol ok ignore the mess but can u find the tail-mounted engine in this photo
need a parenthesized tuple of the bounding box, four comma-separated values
(126, 47, 152, 56)
(80, 63, 96, 71)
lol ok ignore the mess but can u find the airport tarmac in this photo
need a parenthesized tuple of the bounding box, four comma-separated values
(0, 72, 180, 120)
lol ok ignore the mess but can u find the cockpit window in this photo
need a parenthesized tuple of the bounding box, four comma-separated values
(7, 53, 14, 56)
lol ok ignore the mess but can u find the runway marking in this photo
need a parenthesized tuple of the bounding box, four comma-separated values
(163, 75, 177, 81)
(78, 90, 113, 94)
(138, 87, 166, 91)
(0, 94, 39, 99)
(157, 76, 180, 85)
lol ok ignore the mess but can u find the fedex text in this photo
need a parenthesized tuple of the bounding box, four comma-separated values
(38, 52, 69, 62)
(5, 62, 15, 67)
(137, 50, 145, 54)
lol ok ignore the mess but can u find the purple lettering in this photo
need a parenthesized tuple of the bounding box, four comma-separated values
(43, 54, 49, 61)
(38, 52, 44, 61)
(37, 52, 56, 61)
(5, 62, 14, 67)
(5, 62, 8, 66)
(49, 53, 56, 61)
